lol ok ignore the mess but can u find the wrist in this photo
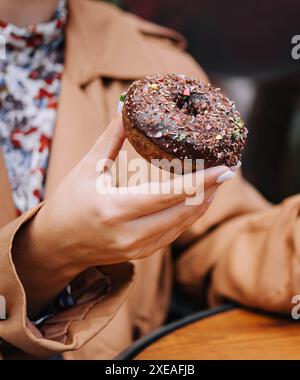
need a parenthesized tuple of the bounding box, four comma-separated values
(12, 205, 81, 318)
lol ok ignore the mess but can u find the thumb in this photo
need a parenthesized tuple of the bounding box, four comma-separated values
(89, 114, 125, 163)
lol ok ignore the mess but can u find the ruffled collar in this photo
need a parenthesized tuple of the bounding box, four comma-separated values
(0, 0, 67, 51)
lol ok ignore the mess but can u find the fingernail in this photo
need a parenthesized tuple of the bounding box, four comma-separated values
(203, 165, 229, 178)
(216, 170, 235, 184)
(117, 92, 127, 114)
(117, 100, 124, 114)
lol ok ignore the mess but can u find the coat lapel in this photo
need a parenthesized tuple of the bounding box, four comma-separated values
(65, 0, 185, 85)
(44, 75, 107, 197)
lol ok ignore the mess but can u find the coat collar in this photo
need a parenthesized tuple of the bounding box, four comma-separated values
(65, 0, 186, 85)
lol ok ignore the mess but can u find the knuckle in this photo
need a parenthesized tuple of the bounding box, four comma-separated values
(126, 247, 141, 260)
(177, 208, 190, 224)
(97, 204, 119, 225)
(119, 236, 136, 251)
(98, 209, 112, 224)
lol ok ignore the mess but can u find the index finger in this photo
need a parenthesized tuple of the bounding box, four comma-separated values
(98, 166, 232, 221)
(89, 114, 125, 164)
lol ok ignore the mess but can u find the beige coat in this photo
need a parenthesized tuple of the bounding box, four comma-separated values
(0, 0, 299, 360)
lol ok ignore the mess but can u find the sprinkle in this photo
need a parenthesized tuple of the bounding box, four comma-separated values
(119, 93, 126, 102)
(154, 131, 163, 138)
(183, 88, 190, 96)
(178, 133, 186, 141)
(231, 131, 240, 141)
(150, 84, 158, 90)
(234, 116, 243, 128)
(215, 134, 223, 140)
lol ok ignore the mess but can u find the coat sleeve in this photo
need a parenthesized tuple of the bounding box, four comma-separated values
(176, 172, 300, 314)
(0, 205, 134, 359)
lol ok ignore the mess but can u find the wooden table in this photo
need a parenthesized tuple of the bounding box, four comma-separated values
(118, 305, 300, 360)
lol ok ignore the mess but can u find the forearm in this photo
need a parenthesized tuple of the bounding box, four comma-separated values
(177, 189, 300, 313)
(0, 204, 135, 358)
(12, 210, 79, 319)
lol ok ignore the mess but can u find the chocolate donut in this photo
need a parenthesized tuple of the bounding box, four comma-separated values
(122, 74, 247, 172)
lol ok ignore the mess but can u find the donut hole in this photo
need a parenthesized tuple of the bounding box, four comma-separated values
(176, 93, 207, 117)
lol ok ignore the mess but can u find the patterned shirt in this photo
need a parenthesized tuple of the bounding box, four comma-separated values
(0, 0, 66, 215)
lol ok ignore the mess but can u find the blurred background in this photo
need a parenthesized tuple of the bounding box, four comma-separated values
(105, 0, 300, 204)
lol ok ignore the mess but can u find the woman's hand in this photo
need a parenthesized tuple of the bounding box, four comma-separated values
(13, 115, 233, 317)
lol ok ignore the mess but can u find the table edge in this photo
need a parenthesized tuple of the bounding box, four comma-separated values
(115, 303, 237, 360)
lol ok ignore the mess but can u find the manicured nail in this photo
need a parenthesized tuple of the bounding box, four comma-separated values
(203, 165, 229, 178)
(117, 100, 124, 114)
(216, 170, 235, 184)
(117, 92, 127, 114)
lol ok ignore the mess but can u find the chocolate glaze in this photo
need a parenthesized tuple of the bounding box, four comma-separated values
(123, 74, 248, 168)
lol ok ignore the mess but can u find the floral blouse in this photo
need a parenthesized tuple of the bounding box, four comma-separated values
(0, 0, 66, 215)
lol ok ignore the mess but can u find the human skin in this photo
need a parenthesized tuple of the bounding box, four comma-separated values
(2, 1, 235, 318)
(0, 0, 58, 26)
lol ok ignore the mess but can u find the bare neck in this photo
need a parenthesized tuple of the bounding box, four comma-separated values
(0, 0, 59, 26)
